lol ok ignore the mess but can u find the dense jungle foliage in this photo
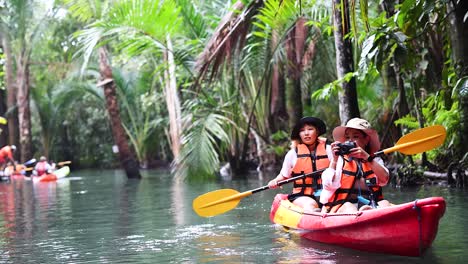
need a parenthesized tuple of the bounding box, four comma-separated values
(0, 0, 467, 183)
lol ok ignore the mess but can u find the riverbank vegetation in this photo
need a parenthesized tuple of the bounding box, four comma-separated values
(1, 0, 467, 183)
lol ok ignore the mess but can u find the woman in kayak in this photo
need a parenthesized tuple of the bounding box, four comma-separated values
(268, 117, 333, 212)
(33, 156, 53, 176)
(320, 118, 391, 213)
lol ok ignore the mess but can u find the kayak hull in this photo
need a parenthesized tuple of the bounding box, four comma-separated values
(10, 174, 25, 180)
(33, 166, 70, 183)
(270, 194, 445, 257)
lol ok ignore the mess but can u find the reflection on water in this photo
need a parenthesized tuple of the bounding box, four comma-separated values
(0, 170, 467, 263)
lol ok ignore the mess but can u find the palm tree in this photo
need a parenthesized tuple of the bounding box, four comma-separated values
(65, 0, 163, 178)
(0, 0, 58, 162)
(112, 68, 165, 169)
(68, 0, 247, 179)
(195, 0, 334, 172)
(97, 46, 141, 178)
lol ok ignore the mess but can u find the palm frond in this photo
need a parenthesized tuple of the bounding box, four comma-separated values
(175, 112, 232, 180)
(64, 0, 107, 22)
(175, 0, 208, 40)
(195, 0, 264, 83)
(106, 0, 181, 39)
(72, 0, 182, 73)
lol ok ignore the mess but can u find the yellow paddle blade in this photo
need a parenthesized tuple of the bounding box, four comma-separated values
(0, 117, 7, 125)
(193, 189, 253, 217)
(383, 125, 446, 155)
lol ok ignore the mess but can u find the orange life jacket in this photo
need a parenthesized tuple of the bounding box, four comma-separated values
(326, 159, 384, 213)
(0, 146, 13, 164)
(291, 138, 330, 197)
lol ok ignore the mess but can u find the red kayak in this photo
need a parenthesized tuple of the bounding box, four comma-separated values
(270, 194, 445, 257)
(10, 173, 25, 180)
(33, 166, 70, 183)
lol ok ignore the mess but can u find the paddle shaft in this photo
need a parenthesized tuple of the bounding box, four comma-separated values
(198, 169, 326, 209)
(251, 169, 326, 194)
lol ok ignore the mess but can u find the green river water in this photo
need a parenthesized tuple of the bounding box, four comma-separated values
(0, 169, 466, 263)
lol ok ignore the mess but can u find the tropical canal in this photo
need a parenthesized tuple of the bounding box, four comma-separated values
(0, 169, 466, 264)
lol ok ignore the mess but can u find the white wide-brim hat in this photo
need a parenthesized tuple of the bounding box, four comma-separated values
(332, 118, 380, 154)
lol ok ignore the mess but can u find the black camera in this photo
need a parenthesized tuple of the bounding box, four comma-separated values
(335, 141, 356, 156)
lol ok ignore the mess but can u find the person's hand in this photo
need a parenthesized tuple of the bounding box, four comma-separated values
(268, 177, 285, 189)
(330, 141, 340, 159)
(268, 179, 279, 189)
(348, 146, 370, 160)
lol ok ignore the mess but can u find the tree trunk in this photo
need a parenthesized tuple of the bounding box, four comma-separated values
(379, 0, 404, 149)
(286, 18, 308, 128)
(0, 37, 9, 146)
(269, 31, 288, 133)
(285, 78, 302, 129)
(1, 36, 20, 149)
(448, 1, 468, 157)
(333, 0, 360, 123)
(163, 36, 182, 160)
(98, 46, 141, 179)
(0, 87, 6, 147)
(16, 51, 32, 163)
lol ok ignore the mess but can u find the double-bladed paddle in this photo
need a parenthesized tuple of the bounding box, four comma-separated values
(57, 161, 71, 167)
(192, 169, 325, 217)
(23, 158, 37, 167)
(374, 125, 446, 155)
(193, 125, 446, 217)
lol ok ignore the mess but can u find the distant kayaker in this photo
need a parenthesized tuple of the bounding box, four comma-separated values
(3, 161, 26, 177)
(0, 145, 17, 169)
(33, 156, 53, 176)
(320, 118, 391, 213)
(268, 117, 333, 212)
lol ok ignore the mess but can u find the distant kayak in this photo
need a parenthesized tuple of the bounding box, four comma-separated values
(10, 173, 25, 180)
(33, 166, 70, 183)
(270, 194, 446, 257)
(3, 164, 27, 181)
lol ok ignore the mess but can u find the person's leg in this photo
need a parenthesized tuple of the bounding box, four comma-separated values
(293, 196, 319, 212)
(358, 205, 373, 211)
(337, 202, 358, 213)
(378, 200, 393, 207)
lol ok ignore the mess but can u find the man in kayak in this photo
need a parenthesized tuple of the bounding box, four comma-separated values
(320, 118, 391, 213)
(268, 117, 333, 212)
(33, 156, 53, 176)
(0, 145, 16, 169)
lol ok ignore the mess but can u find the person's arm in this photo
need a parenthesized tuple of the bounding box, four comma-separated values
(348, 146, 389, 186)
(327, 141, 340, 170)
(365, 157, 389, 186)
(268, 150, 295, 188)
(46, 163, 55, 173)
(4, 150, 14, 165)
(320, 142, 345, 208)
